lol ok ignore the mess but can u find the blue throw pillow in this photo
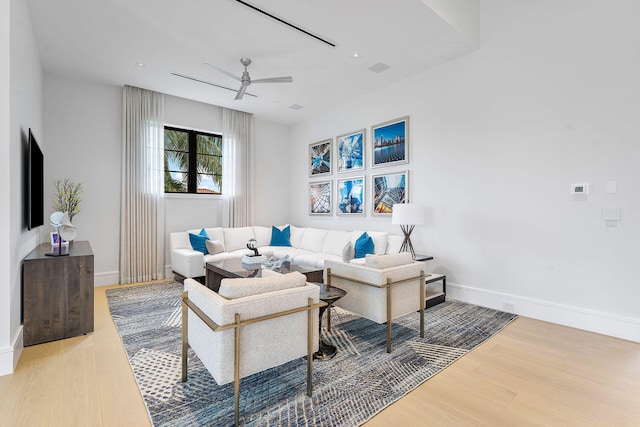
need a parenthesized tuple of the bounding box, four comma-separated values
(189, 228, 210, 254)
(354, 232, 374, 258)
(270, 225, 291, 246)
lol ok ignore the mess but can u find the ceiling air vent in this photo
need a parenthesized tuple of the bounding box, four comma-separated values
(368, 62, 391, 74)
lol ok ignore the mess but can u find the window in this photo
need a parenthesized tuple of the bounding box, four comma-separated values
(164, 126, 223, 194)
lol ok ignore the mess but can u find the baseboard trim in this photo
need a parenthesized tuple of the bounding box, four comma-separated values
(95, 271, 120, 287)
(0, 326, 23, 377)
(95, 268, 176, 286)
(447, 283, 640, 343)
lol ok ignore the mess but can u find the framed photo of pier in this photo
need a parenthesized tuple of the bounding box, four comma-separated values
(371, 116, 409, 168)
(337, 176, 365, 216)
(309, 139, 332, 177)
(309, 180, 332, 216)
(372, 170, 408, 215)
(337, 129, 365, 173)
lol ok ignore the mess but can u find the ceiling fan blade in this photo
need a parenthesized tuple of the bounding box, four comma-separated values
(251, 76, 293, 84)
(202, 62, 242, 82)
(235, 83, 249, 100)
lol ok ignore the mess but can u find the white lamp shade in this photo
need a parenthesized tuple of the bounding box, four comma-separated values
(392, 203, 425, 225)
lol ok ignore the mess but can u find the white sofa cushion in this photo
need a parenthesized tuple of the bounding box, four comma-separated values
(365, 252, 413, 269)
(204, 228, 225, 248)
(253, 226, 272, 247)
(322, 230, 353, 257)
(289, 225, 306, 248)
(223, 227, 255, 251)
(218, 271, 306, 299)
(300, 227, 329, 252)
(387, 235, 403, 254)
(293, 252, 341, 270)
(271, 247, 313, 260)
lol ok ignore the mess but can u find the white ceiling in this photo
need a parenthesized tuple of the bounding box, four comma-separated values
(26, 0, 479, 125)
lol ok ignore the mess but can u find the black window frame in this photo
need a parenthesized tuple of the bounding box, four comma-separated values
(164, 126, 223, 195)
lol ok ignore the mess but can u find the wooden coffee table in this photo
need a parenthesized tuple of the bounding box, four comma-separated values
(205, 258, 323, 292)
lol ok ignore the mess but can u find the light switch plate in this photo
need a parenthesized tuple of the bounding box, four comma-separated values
(606, 181, 617, 194)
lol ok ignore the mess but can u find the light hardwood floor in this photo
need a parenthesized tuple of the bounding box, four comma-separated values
(1, 282, 638, 426)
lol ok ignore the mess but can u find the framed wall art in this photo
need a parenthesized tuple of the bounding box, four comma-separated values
(309, 139, 332, 177)
(337, 176, 365, 216)
(371, 116, 409, 168)
(309, 180, 332, 216)
(337, 129, 365, 173)
(372, 170, 408, 215)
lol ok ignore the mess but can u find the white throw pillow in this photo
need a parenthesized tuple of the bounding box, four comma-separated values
(252, 226, 272, 247)
(218, 271, 306, 299)
(205, 239, 224, 255)
(342, 242, 355, 262)
(365, 252, 413, 269)
(323, 230, 353, 257)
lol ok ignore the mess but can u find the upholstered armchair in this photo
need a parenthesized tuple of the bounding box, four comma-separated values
(325, 253, 426, 353)
(181, 271, 323, 425)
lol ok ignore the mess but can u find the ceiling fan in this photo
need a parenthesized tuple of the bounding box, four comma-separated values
(203, 58, 293, 100)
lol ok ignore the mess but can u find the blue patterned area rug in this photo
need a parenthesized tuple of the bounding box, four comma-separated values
(107, 281, 517, 426)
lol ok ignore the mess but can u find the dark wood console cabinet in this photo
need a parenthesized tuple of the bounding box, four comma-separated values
(22, 241, 94, 346)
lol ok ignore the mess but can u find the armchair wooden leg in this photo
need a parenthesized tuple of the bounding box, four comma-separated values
(386, 280, 392, 353)
(307, 297, 313, 397)
(181, 291, 188, 382)
(234, 313, 241, 427)
(420, 272, 425, 338)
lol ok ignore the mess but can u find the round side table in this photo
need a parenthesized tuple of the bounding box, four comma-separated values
(313, 283, 347, 360)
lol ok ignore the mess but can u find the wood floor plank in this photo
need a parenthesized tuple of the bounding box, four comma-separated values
(1, 284, 638, 426)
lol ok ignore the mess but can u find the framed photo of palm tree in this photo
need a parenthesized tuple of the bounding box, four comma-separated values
(337, 129, 365, 173)
(309, 181, 332, 216)
(337, 176, 365, 216)
(372, 170, 408, 215)
(309, 139, 332, 177)
(371, 116, 409, 168)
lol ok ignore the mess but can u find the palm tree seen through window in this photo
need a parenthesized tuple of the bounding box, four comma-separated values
(164, 127, 222, 194)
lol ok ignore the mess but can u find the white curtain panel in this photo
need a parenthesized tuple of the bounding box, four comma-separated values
(120, 85, 165, 284)
(222, 108, 255, 228)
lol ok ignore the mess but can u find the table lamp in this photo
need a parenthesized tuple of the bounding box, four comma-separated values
(391, 203, 425, 259)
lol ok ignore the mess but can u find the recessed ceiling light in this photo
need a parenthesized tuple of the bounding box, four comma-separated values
(135, 62, 145, 67)
(352, 53, 360, 59)
(272, 98, 279, 103)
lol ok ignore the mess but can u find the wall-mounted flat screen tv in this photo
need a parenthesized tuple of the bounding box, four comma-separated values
(27, 128, 44, 229)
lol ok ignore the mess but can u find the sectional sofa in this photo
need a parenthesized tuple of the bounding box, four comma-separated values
(169, 225, 404, 279)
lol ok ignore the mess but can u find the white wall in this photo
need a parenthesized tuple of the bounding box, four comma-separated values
(290, 0, 640, 342)
(0, 0, 13, 376)
(44, 74, 122, 285)
(43, 80, 291, 285)
(1, 0, 43, 376)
